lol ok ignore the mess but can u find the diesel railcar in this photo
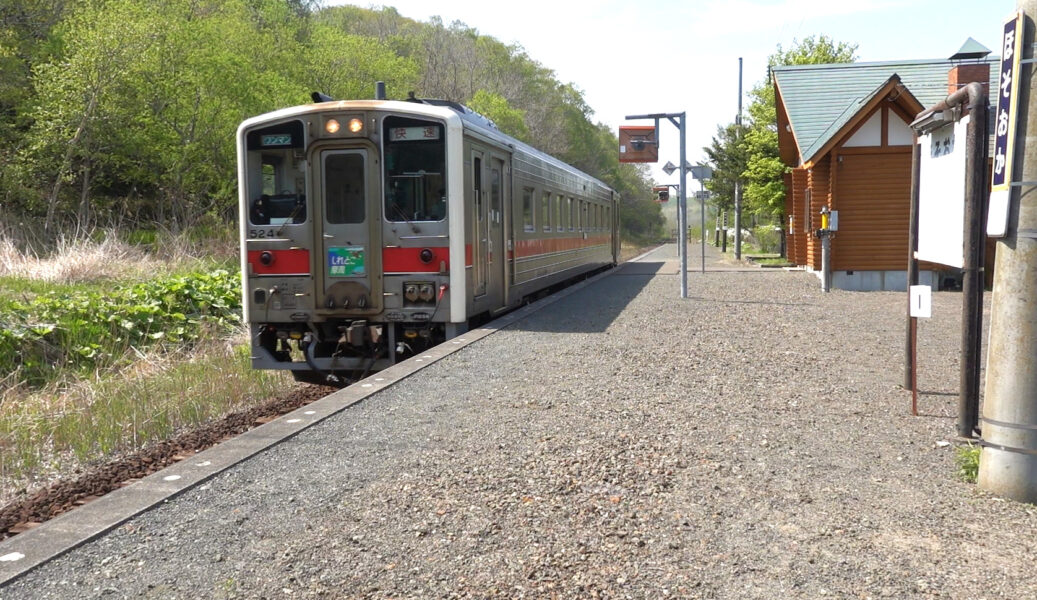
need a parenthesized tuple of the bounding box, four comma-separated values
(238, 90, 619, 385)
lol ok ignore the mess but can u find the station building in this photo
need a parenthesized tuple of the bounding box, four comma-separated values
(773, 40, 998, 291)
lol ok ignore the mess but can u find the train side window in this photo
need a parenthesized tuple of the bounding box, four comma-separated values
(542, 191, 551, 232)
(555, 194, 563, 232)
(569, 198, 577, 231)
(522, 187, 535, 232)
(474, 156, 483, 224)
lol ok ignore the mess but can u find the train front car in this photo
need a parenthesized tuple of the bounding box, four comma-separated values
(238, 101, 465, 386)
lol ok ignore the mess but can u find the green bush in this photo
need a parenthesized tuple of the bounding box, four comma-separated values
(956, 443, 980, 483)
(0, 269, 241, 388)
(751, 225, 783, 254)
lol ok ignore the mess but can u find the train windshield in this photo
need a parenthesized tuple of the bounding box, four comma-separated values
(383, 116, 446, 222)
(244, 121, 307, 226)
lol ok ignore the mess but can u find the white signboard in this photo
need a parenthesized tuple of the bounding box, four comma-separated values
(910, 285, 932, 319)
(917, 116, 969, 268)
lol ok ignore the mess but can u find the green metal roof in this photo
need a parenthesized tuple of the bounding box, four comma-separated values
(773, 57, 999, 165)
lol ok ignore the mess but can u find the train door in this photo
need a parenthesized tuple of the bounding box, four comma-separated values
(314, 146, 382, 312)
(471, 149, 487, 297)
(489, 155, 508, 307)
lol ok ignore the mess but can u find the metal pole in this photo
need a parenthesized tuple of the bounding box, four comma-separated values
(679, 113, 689, 298)
(979, 3, 1037, 501)
(734, 57, 744, 261)
(700, 180, 706, 273)
(821, 235, 831, 292)
(957, 85, 988, 439)
(905, 142, 921, 390)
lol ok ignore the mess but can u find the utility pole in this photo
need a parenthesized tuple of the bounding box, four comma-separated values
(734, 57, 744, 261)
(978, 4, 1037, 502)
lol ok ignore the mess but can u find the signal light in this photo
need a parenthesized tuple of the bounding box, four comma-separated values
(653, 186, 669, 202)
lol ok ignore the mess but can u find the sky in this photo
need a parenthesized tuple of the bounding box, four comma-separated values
(332, 0, 1014, 184)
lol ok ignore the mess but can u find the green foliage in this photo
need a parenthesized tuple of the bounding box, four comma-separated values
(620, 195, 666, 244)
(305, 23, 418, 100)
(703, 123, 748, 212)
(0, 339, 289, 477)
(468, 89, 529, 141)
(2, 1, 653, 242)
(750, 225, 783, 254)
(0, 269, 241, 388)
(956, 443, 980, 483)
(705, 35, 858, 222)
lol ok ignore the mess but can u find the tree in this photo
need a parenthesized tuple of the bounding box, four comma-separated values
(304, 23, 418, 100)
(703, 123, 747, 215)
(741, 35, 857, 219)
(467, 89, 529, 141)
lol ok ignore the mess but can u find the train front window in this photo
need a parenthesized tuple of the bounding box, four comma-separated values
(245, 120, 306, 226)
(384, 116, 446, 222)
(324, 152, 366, 224)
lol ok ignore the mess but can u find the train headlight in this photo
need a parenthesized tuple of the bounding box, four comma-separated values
(348, 118, 364, 133)
(404, 284, 419, 302)
(418, 283, 435, 302)
(325, 119, 341, 134)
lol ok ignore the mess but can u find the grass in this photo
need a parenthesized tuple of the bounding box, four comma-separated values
(0, 228, 292, 505)
(0, 333, 291, 501)
(956, 443, 980, 483)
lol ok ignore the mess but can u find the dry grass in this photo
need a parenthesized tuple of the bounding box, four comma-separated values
(0, 233, 217, 283)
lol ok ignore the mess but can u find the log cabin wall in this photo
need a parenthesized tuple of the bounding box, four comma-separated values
(789, 167, 809, 266)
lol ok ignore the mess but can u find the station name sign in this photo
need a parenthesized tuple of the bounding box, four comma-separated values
(988, 10, 1025, 238)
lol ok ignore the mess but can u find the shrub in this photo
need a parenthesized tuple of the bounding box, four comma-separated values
(0, 269, 241, 388)
(955, 443, 980, 483)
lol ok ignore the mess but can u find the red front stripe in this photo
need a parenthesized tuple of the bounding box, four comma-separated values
(247, 249, 310, 275)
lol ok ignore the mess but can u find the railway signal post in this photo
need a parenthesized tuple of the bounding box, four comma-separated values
(623, 112, 691, 298)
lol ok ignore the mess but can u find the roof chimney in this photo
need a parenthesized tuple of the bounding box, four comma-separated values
(948, 38, 992, 95)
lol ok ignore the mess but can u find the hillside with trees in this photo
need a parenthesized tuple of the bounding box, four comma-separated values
(0, 0, 664, 243)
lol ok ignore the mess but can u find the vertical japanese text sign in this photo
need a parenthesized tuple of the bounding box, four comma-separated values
(988, 10, 1025, 238)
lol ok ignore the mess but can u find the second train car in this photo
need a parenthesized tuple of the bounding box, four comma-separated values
(238, 88, 619, 385)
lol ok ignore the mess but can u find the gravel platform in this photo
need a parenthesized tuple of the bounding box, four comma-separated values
(3, 243, 1035, 599)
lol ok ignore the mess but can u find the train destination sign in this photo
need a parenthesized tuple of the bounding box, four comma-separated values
(261, 133, 292, 147)
(988, 10, 1024, 238)
(389, 126, 440, 142)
